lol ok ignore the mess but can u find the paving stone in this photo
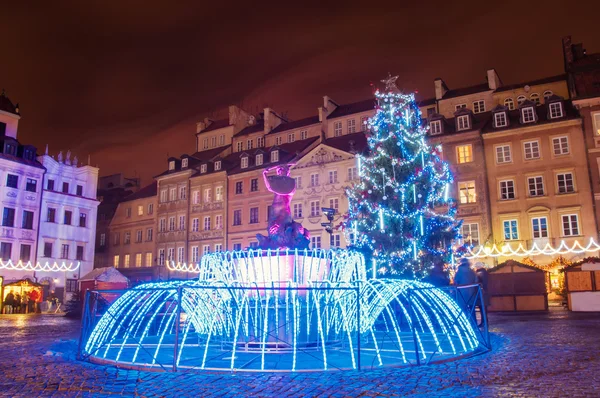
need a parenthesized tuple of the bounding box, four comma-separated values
(0, 309, 599, 396)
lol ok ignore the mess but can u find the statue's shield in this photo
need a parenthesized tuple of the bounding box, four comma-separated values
(268, 175, 295, 194)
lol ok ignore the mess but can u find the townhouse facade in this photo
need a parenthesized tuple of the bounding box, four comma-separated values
(108, 182, 157, 282)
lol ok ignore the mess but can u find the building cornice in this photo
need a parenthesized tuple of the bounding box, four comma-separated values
(572, 97, 600, 108)
(482, 119, 582, 139)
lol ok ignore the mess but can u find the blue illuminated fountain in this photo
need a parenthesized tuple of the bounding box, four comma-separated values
(81, 164, 487, 372)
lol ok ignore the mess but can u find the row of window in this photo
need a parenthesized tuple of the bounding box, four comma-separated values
(453, 136, 570, 166)
(2, 208, 35, 229)
(160, 185, 225, 203)
(202, 134, 227, 150)
(46, 179, 85, 196)
(461, 213, 580, 246)
(125, 203, 154, 218)
(158, 214, 224, 233)
(234, 137, 265, 153)
(458, 171, 575, 204)
(333, 116, 369, 137)
(502, 91, 554, 110)
(114, 252, 154, 268)
(112, 228, 153, 245)
(3, 174, 38, 192)
(240, 151, 279, 169)
(42, 242, 85, 260)
(46, 207, 88, 227)
(0, 242, 34, 262)
(273, 130, 309, 146)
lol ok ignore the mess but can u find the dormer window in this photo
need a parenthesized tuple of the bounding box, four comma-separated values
(517, 95, 526, 106)
(168, 161, 175, 171)
(214, 161, 222, 171)
(473, 100, 485, 114)
(504, 98, 515, 110)
(271, 150, 279, 163)
(530, 93, 540, 105)
(429, 120, 442, 135)
(256, 153, 263, 166)
(200, 164, 207, 173)
(181, 158, 188, 169)
(549, 102, 564, 119)
(521, 107, 536, 124)
(241, 156, 249, 169)
(456, 115, 470, 131)
(494, 112, 508, 128)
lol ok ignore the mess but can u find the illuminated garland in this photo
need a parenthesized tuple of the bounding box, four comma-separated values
(167, 261, 202, 273)
(345, 88, 460, 278)
(462, 238, 600, 259)
(0, 260, 81, 272)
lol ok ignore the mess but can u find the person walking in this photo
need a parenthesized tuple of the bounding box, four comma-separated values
(475, 265, 490, 326)
(453, 258, 478, 319)
(425, 260, 450, 287)
(14, 294, 21, 314)
(3, 292, 14, 314)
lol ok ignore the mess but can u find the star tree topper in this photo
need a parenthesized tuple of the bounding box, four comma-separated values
(381, 73, 399, 92)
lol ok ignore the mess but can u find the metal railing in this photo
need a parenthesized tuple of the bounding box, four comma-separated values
(78, 282, 490, 372)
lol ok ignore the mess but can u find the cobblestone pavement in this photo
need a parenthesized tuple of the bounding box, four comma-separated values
(0, 308, 598, 397)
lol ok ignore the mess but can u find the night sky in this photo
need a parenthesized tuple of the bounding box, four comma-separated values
(2, 1, 600, 185)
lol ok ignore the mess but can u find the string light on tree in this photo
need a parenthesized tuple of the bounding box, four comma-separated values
(345, 73, 461, 278)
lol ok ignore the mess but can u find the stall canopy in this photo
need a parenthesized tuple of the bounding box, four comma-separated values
(3, 278, 43, 303)
(80, 267, 129, 285)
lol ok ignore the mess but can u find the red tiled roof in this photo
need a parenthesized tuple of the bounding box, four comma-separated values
(196, 119, 230, 134)
(234, 120, 264, 137)
(327, 99, 376, 119)
(154, 146, 230, 178)
(121, 181, 157, 202)
(494, 74, 567, 93)
(0, 91, 18, 115)
(442, 83, 491, 99)
(324, 131, 368, 154)
(269, 116, 320, 134)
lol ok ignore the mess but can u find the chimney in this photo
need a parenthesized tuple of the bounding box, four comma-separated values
(318, 107, 324, 122)
(263, 107, 272, 132)
(196, 121, 206, 134)
(562, 36, 574, 72)
(434, 78, 448, 100)
(229, 105, 240, 125)
(486, 69, 502, 90)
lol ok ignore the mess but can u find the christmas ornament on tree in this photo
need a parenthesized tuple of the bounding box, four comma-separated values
(345, 74, 460, 278)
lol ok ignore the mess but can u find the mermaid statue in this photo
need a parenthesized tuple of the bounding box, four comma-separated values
(256, 164, 310, 250)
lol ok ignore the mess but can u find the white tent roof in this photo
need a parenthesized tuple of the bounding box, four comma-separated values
(79, 267, 129, 283)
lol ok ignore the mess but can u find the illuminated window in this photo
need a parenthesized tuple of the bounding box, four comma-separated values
(113, 255, 119, 267)
(168, 161, 175, 170)
(456, 144, 473, 164)
(503, 220, 519, 240)
(145, 252, 152, 266)
(135, 253, 142, 267)
(499, 180, 515, 200)
(593, 113, 600, 135)
(461, 223, 480, 246)
(458, 181, 476, 204)
(137, 205, 143, 216)
(561, 214, 580, 236)
(532, 217, 548, 239)
(527, 176, 544, 197)
(215, 186, 223, 201)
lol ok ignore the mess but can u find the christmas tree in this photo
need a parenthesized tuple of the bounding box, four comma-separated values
(346, 74, 460, 278)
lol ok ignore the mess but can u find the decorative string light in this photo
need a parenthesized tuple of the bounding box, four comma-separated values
(345, 87, 460, 278)
(462, 238, 600, 259)
(0, 260, 80, 272)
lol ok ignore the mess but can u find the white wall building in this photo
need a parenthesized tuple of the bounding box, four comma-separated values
(36, 151, 99, 301)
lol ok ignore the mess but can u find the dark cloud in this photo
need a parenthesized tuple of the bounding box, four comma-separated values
(1, 0, 599, 184)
